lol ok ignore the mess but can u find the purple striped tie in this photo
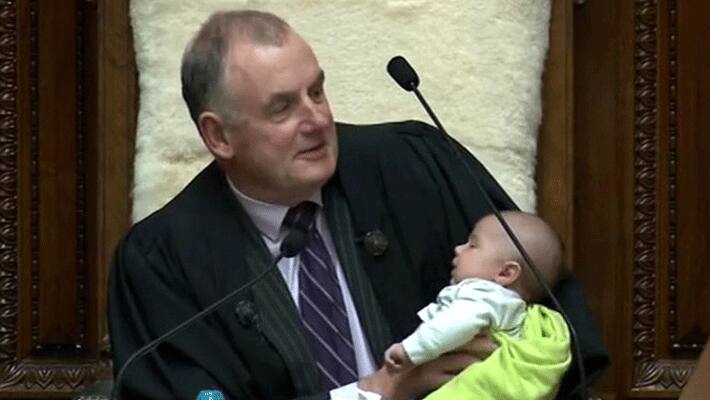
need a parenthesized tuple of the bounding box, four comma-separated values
(283, 202, 358, 390)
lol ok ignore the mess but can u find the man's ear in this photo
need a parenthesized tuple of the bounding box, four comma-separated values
(198, 111, 235, 159)
(496, 261, 522, 286)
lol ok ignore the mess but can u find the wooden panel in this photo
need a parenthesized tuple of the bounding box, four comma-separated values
(85, 0, 136, 357)
(572, 0, 633, 397)
(673, 0, 710, 349)
(629, 0, 708, 396)
(37, 0, 80, 346)
(0, 0, 133, 397)
(573, 0, 709, 398)
(538, 0, 575, 265)
(629, 0, 676, 393)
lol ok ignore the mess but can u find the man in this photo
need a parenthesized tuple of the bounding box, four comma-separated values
(108, 10, 608, 400)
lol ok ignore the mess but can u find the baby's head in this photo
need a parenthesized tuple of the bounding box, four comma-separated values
(451, 211, 565, 302)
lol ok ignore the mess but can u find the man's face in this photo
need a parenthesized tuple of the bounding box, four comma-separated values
(219, 32, 337, 204)
(450, 216, 508, 284)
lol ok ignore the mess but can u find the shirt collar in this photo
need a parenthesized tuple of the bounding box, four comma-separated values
(226, 176, 323, 241)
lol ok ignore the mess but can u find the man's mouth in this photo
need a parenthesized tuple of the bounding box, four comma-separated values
(297, 143, 327, 159)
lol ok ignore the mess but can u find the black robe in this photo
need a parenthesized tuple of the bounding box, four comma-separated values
(108, 120, 608, 399)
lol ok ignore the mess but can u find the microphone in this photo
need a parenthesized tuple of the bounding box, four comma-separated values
(387, 56, 445, 137)
(111, 208, 316, 400)
(387, 55, 419, 91)
(386, 55, 588, 397)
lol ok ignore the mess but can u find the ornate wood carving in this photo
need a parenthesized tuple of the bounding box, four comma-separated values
(1, 359, 112, 392)
(0, 0, 30, 359)
(632, 0, 695, 391)
(631, 0, 659, 385)
(0, 0, 20, 371)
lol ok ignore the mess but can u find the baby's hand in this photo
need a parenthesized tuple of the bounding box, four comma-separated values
(384, 343, 413, 372)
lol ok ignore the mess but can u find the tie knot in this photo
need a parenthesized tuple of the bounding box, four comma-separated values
(282, 201, 318, 232)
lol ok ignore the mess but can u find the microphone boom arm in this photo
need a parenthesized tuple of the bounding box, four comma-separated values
(111, 254, 285, 399)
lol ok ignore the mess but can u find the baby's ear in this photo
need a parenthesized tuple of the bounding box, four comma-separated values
(496, 261, 522, 286)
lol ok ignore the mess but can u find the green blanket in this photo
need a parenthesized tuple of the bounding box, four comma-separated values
(425, 304, 571, 400)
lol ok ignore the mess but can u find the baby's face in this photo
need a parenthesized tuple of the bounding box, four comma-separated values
(451, 216, 507, 284)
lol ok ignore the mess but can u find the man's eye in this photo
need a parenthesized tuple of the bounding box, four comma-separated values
(271, 102, 289, 114)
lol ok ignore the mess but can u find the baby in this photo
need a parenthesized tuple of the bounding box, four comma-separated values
(385, 210, 566, 369)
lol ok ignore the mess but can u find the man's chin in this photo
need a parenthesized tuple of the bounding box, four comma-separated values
(297, 158, 336, 180)
(301, 171, 335, 189)
(289, 167, 335, 194)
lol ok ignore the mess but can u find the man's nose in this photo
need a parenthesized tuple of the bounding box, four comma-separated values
(300, 98, 330, 130)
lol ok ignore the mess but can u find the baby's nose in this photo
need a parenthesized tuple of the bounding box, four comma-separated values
(454, 244, 465, 254)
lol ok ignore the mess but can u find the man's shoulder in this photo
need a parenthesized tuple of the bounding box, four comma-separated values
(335, 120, 444, 174)
(121, 162, 227, 253)
(336, 119, 438, 143)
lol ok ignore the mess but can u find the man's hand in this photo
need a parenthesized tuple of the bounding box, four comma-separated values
(456, 333, 499, 359)
(359, 335, 498, 400)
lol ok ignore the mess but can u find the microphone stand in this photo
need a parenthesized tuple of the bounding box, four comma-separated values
(387, 56, 588, 398)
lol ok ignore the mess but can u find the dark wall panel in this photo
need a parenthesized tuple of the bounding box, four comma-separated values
(674, 0, 710, 350)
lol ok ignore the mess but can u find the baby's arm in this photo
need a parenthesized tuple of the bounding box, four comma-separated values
(402, 281, 526, 366)
(402, 297, 493, 366)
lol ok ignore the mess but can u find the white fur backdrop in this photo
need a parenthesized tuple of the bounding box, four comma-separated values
(130, 0, 551, 222)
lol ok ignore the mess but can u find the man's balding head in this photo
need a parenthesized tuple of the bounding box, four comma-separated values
(181, 10, 292, 126)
